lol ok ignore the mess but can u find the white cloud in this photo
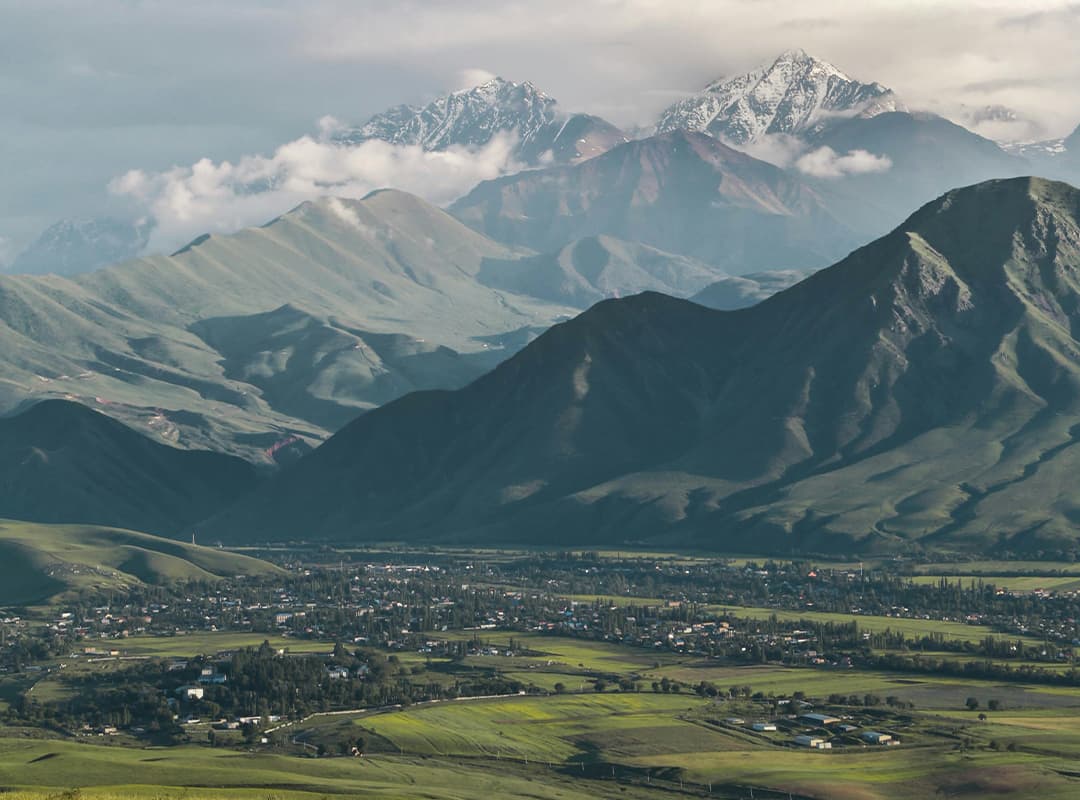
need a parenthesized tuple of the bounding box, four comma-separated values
(736, 133, 807, 168)
(795, 146, 893, 178)
(456, 68, 498, 91)
(110, 130, 520, 252)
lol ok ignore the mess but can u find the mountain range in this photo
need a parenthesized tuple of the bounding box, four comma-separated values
(10, 50, 1076, 285)
(0, 189, 783, 459)
(334, 77, 628, 165)
(205, 177, 1080, 557)
(450, 129, 862, 272)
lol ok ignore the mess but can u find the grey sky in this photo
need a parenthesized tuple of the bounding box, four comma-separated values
(2, 0, 1078, 258)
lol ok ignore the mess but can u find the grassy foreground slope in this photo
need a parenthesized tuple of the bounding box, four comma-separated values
(0, 520, 280, 605)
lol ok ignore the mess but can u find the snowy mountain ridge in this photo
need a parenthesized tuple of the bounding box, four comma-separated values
(335, 77, 627, 164)
(656, 49, 905, 144)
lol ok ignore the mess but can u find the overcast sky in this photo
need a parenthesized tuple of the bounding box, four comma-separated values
(2, 0, 1079, 260)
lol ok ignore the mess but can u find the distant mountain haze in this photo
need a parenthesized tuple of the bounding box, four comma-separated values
(451, 130, 862, 272)
(7, 218, 150, 277)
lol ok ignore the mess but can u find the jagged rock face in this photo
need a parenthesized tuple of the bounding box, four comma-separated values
(337, 78, 559, 151)
(0, 400, 258, 536)
(656, 49, 904, 144)
(334, 77, 626, 164)
(9, 218, 149, 277)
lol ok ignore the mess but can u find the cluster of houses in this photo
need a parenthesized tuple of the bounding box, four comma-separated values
(724, 712, 900, 751)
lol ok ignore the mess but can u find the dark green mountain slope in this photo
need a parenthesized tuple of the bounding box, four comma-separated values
(450, 130, 861, 272)
(206, 177, 1080, 556)
(0, 400, 257, 536)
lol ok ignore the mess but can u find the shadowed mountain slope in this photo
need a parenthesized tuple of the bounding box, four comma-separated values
(0, 400, 258, 536)
(206, 178, 1080, 556)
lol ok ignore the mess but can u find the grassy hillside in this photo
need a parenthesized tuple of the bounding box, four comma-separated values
(0, 520, 280, 605)
(0, 400, 258, 536)
(207, 177, 1080, 556)
(0, 191, 578, 460)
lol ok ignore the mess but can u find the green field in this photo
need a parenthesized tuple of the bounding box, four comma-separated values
(8, 631, 1080, 800)
(715, 605, 1046, 647)
(910, 574, 1080, 592)
(0, 737, 660, 800)
(117, 632, 330, 658)
(910, 560, 1080, 576)
(354, 693, 715, 762)
(435, 631, 684, 673)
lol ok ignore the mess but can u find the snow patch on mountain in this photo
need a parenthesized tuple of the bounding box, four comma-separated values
(656, 49, 904, 145)
(335, 77, 627, 165)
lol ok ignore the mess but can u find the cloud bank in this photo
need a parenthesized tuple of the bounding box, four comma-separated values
(110, 128, 519, 252)
(795, 147, 894, 178)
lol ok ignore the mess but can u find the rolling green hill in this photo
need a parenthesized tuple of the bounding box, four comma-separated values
(0, 191, 745, 461)
(0, 191, 579, 459)
(0, 520, 280, 605)
(207, 177, 1080, 556)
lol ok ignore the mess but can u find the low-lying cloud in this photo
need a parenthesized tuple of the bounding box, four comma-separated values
(110, 127, 520, 253)
(795, 146, 893, 178)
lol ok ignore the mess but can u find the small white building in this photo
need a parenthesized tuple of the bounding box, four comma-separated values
(176, 685, 204, 701)
(751, 722, 778, 732)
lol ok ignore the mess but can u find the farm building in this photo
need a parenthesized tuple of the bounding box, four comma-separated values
(794, 735, 832, 749)
(800, 713, 840, 726)
(861, 731, 894, 745)
(751, 722, 778, 731)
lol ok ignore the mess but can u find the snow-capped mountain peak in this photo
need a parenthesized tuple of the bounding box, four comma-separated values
(334, 77, 626, 165)
(657, 50, 904, 145)
(335, 77, 557, 152)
